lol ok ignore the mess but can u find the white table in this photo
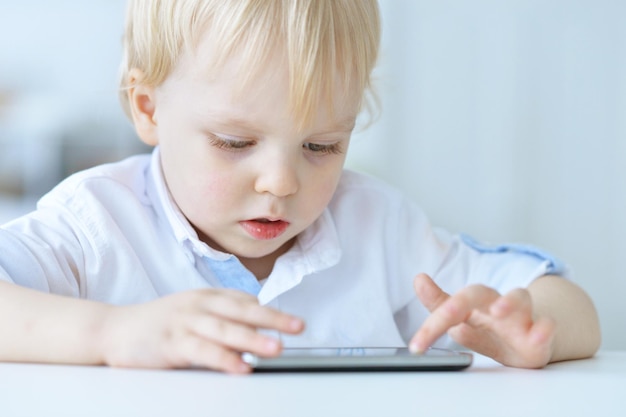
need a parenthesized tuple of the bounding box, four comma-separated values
(1, 351, 624, 417)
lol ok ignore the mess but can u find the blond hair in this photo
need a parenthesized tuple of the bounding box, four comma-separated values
(119, 0, 381, 128)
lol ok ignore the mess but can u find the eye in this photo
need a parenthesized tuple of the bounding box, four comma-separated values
(208, 134, 255, 151)
(303, 142, 344, 155)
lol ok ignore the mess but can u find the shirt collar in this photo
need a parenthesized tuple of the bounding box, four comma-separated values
(258, 209, 342, 304)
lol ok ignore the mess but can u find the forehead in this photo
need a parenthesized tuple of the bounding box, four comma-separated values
(163, 29, 362, 131)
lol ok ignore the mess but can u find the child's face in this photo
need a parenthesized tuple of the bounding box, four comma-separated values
(141, 34, 361, 271)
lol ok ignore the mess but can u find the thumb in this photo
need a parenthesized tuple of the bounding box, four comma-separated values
(413, 273, 449, 312)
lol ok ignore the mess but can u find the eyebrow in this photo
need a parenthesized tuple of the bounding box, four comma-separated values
(203, 113, 357, 135)
(202, 114, 264, 134)
(325, 117, 357, 133)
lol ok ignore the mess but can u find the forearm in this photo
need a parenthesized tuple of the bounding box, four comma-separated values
(0, 280, 111, 365)
(528, 275, 601, 363)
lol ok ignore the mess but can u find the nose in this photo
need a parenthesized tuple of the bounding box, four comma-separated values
(254, 154, 300, 198)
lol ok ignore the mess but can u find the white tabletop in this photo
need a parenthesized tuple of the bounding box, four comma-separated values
(1, 351, 625, 417)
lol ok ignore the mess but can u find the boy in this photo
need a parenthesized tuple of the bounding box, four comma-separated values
(0, 0, 600, 373)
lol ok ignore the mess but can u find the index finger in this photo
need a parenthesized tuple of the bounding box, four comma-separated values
(413, 273, 450, 312)
(202, 292, 305, 334)
(409, 285, 499, 353)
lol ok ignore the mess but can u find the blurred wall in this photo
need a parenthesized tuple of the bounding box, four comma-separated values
(349, 0, 626, 349)
(1, 0, 624, 349)
(0, 0, 143, 214)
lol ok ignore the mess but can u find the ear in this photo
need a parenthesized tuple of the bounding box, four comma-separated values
(127, 69, 159, 146)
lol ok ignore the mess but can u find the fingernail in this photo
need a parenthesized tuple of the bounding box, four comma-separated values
(409, 341, 424, 354)
(289, 318, 304, 331)
(265, 338, 280, 353)
(492, 299, 508, 315)
(238, 362, 251, 373)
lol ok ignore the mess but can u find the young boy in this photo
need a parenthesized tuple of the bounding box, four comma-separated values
(0, 0, 600, 373)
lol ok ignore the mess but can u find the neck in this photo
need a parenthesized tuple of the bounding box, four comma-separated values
(238, 238, 295, 280)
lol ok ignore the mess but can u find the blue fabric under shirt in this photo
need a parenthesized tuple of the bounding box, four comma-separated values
(204, 256, 262, 296)
(460, 234, 567, 276)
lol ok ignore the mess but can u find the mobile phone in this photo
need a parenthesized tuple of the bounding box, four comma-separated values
(241, 347, 473, 372)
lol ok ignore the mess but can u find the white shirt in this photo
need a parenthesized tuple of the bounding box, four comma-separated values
(0, 148, 566, 347)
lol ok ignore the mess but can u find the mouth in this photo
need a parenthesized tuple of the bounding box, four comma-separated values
(240, 218, 290, 240)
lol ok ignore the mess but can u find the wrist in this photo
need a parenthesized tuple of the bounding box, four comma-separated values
(96, 303, 128, 367)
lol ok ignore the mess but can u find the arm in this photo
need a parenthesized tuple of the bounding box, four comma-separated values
(0, 280, 304, 373)
(0, 280, 109, 365)
(409, 273, 600, 368)
(527, 275, 601, 363)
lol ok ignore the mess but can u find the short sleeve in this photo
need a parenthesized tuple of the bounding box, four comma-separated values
(431, 231, 570, 296)
(0, 209, 85, 297)
(0, 228, 57, 289)
(460, 233, 568, 277)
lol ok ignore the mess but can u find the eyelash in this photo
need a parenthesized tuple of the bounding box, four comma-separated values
(208, 135, 254, 151)
(208, 134, 343, 156)
(303, 142, 344, 155)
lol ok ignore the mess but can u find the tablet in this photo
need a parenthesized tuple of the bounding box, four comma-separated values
(241, 347, 473, 372)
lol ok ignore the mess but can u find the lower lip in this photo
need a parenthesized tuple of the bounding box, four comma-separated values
(240, 220, 289, 240)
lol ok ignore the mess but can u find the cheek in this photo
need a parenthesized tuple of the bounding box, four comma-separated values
(191, 173, 236, 208)
(318, 180, 340, 207)
(306, 163, 344, 209)
(201, 175, 236, 202)
(169, 166, 238, 223)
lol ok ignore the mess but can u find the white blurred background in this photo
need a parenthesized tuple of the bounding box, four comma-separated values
(1, 0, 624, 349)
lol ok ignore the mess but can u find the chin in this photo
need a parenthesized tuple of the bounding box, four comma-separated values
(240, 238, 295, 259)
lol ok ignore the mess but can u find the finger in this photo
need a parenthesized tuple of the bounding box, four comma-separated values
(413, 273, 450, 312)
(410, 285, 500, 353)
(189, 315, 282, 357)
(490, 288, 532, 319)
(176, 335, 251, 374)
(504, 317, 556, 369)
(446, 322, 497, 356)
(209, 288, 259, 300)
(529, 316, 556, 347)
(199, 292, 305, 334)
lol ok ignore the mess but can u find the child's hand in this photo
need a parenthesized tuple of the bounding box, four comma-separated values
(409, 273, 555, 368)
(101, 288, 304, 373)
